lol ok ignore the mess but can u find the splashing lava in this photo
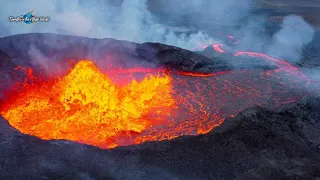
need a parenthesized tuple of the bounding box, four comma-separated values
(0, 54, 311, 148)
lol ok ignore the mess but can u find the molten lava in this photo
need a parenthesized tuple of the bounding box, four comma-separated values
(0, 60, 175, 148)
(0, 49, 311, 149)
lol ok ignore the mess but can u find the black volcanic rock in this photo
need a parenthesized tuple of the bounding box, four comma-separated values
(0, 50, 19, 98)
(0, 96, 319, 180)
(300, 31, 320, 68)
(0, 33, 229, 74)
(137, 42, 230, 73)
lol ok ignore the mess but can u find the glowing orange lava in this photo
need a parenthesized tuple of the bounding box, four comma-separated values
(0, 60, 175, 148)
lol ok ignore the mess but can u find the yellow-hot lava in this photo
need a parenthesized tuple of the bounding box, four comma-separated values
(0, 60, 175, 148)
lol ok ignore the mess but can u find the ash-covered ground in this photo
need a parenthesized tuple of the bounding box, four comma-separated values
(0, 33, 319, 180)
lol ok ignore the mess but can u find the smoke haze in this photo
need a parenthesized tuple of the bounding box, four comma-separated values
(0, 0, 218, 50)
(0, 0, 314, 55)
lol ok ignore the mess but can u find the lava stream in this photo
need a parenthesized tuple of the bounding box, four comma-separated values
(213, 44, 225, 53)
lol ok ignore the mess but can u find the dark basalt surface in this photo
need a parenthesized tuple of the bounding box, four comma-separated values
(300, 31, 320, 68)
(0, 33, 319, 180)
(0, 33, 231, 74)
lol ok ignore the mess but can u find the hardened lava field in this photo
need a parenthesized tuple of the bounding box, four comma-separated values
(0, 55, 311, 149)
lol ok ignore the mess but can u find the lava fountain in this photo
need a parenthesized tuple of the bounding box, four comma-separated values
(0, 55, 311, 148)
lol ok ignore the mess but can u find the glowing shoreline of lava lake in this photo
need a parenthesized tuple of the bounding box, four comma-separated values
(0, 58, 311, 149)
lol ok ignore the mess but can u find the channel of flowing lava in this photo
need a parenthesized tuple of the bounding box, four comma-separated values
(213, 44, 225, 53)
(0, 46, 312, 149)
(209, 42, 311, 86)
